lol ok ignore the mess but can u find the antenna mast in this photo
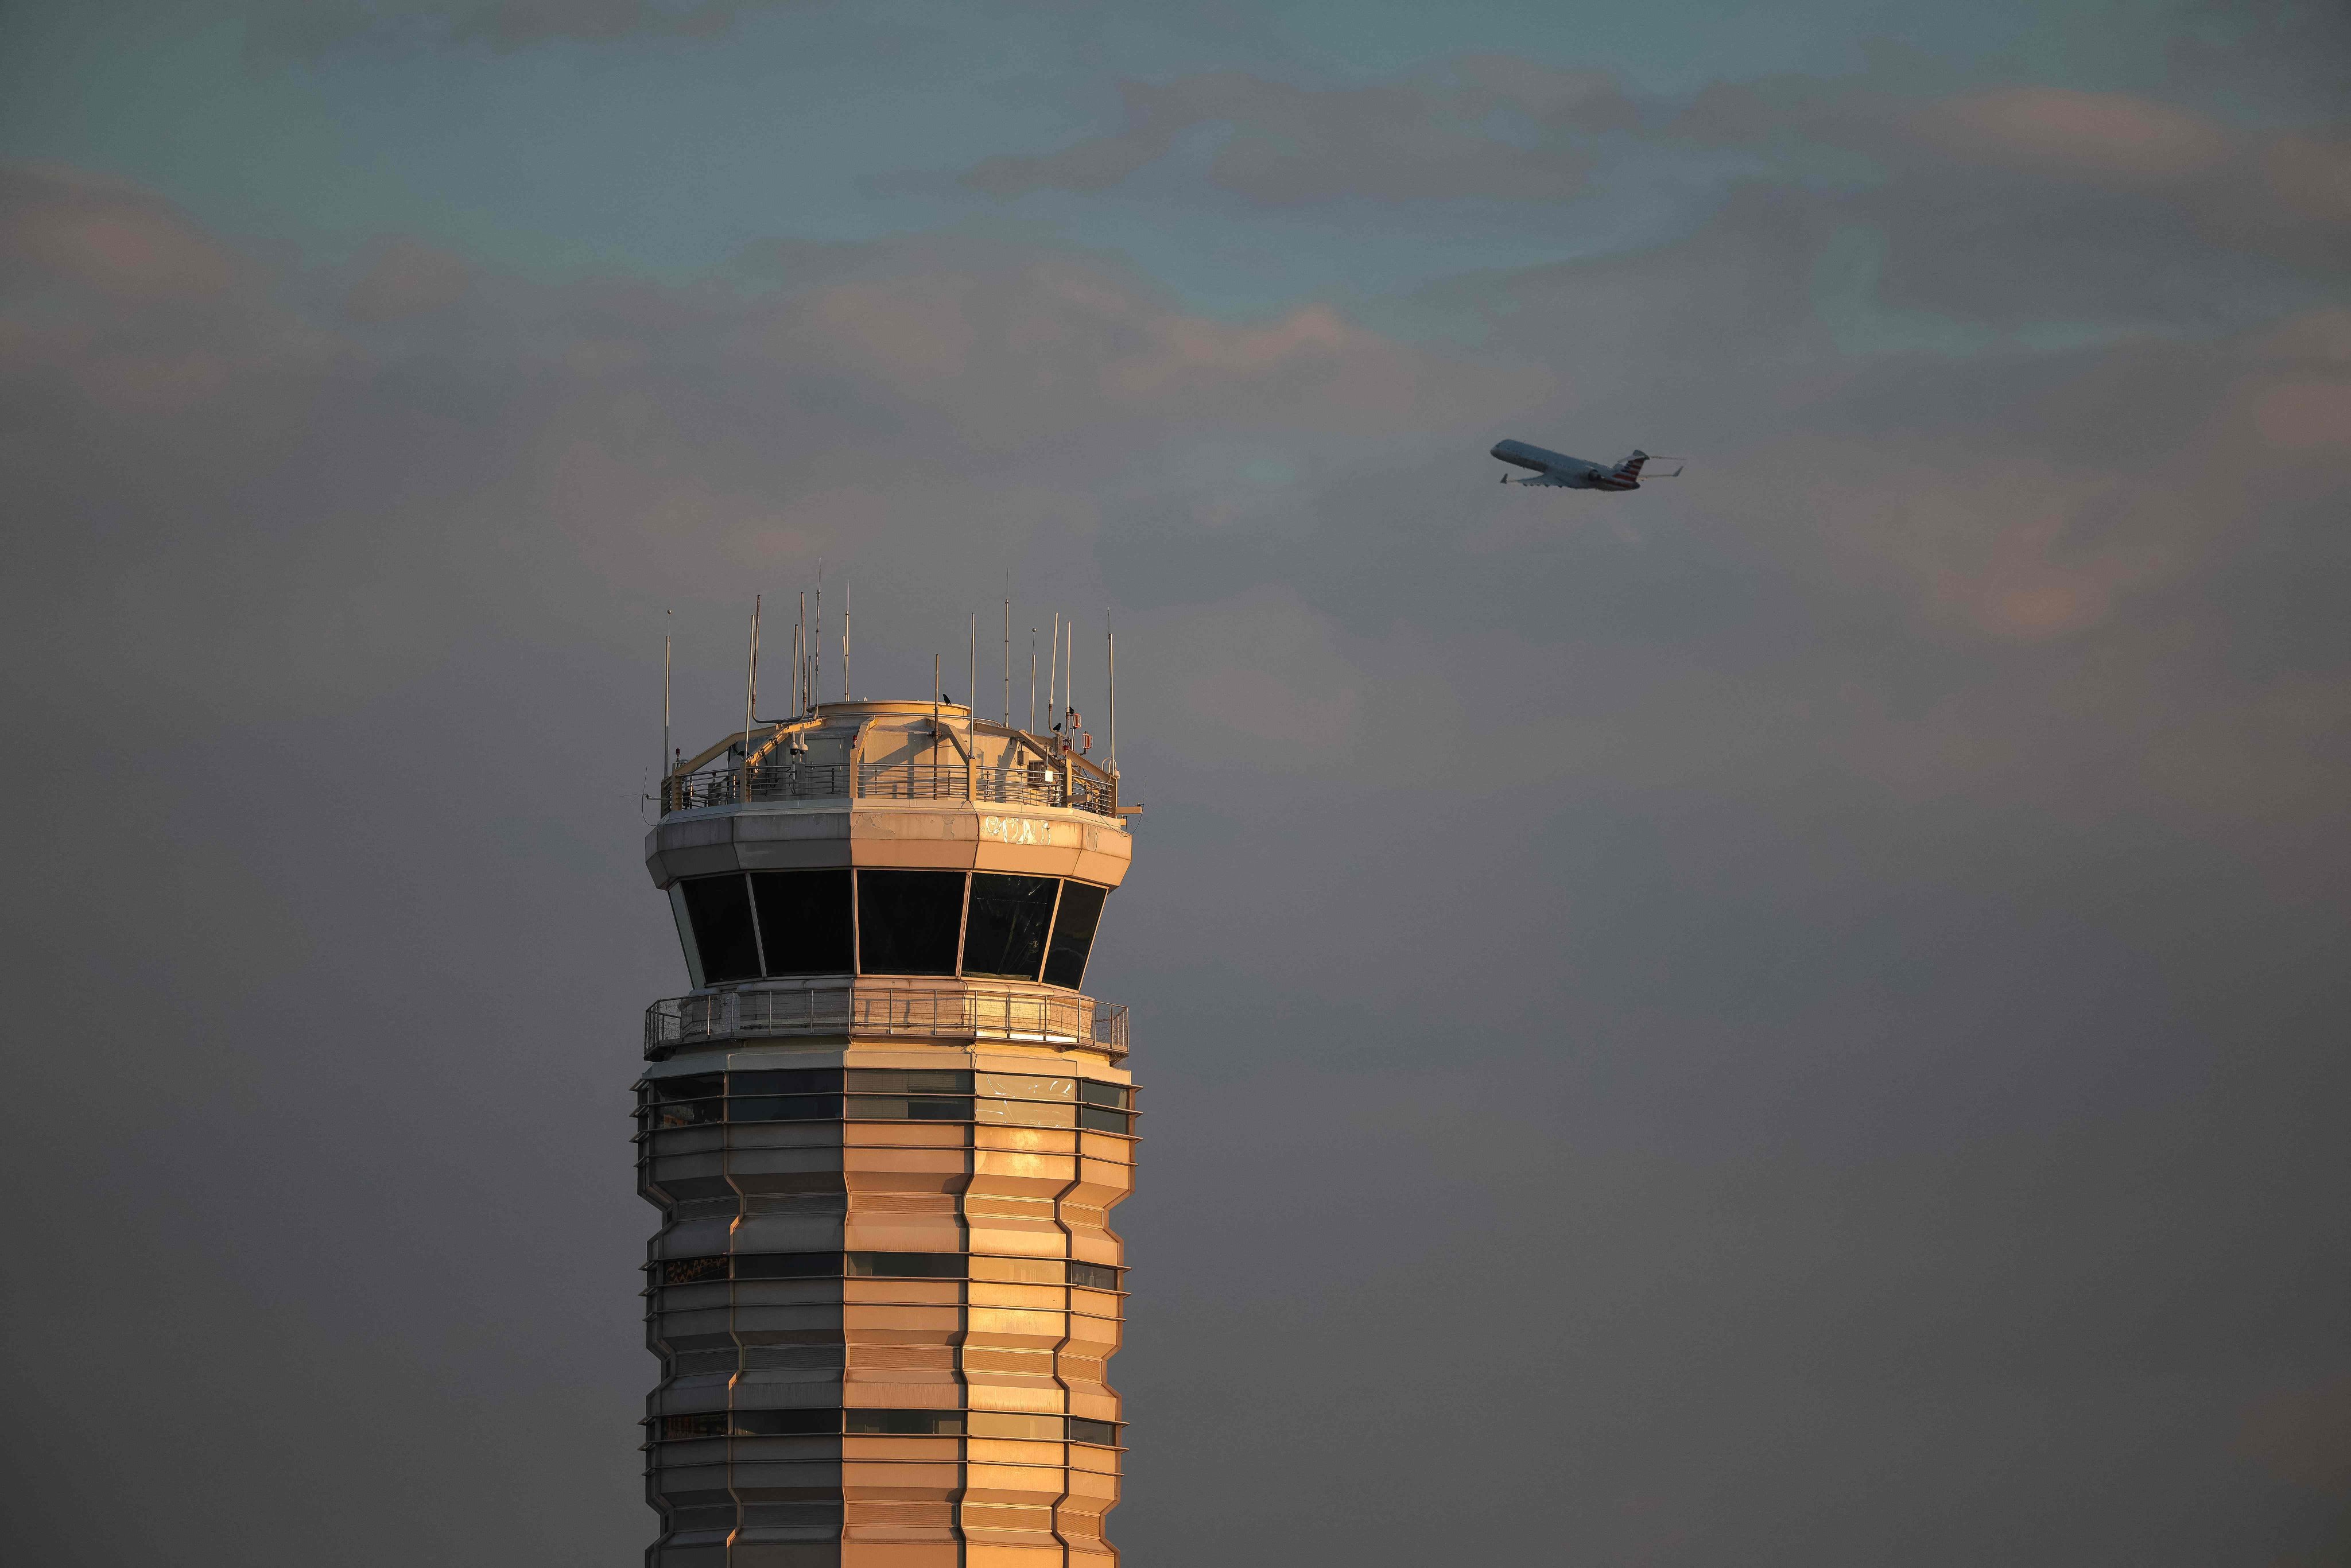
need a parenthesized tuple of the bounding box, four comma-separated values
(742, 600, 756, 789)
(662, 610, 671, 789)
(1107, 618, 1116, 777)
(1003, 600, 1011, 725)
(812, 591, 821, 717)
(1048, 614, 1059, 729)
(969, 613, 977, 712)
(843, 587, 851, 702)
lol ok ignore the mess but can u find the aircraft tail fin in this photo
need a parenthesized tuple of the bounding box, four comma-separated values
(1617, 450, 1650, 478)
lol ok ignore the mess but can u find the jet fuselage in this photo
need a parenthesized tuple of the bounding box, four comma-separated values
(1491, 438, 1648, 491)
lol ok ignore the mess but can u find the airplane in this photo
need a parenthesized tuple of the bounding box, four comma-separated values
(1491, 438, 1682, 491)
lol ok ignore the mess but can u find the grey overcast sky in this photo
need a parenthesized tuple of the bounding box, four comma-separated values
(2, 2, 2348, 1563)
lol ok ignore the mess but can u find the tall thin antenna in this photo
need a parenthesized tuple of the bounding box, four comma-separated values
(1048, 612, 1059, 728)
(1029, 632, 1037, 733)
(742, 600, 756, 783)
(662, 610, 671, 786)
(812, 590, 821, 717)
(797, 591, 806, 714)
(1064, 609, 1074, 725)
(969, 613, 976, 712)
(1107, 618, 1116, 777)
(750, 593, 762, 720)
(843, 587, 851, 703)
(1003, 600, 1011, 726)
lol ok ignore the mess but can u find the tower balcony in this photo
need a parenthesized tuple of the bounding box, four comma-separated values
(645, 977, 1130, 1061)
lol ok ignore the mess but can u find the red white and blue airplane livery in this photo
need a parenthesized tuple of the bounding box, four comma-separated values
(1491, 438, 1682, 491)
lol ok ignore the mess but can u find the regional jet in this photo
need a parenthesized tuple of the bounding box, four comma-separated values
(1491, 438, 1681, 491)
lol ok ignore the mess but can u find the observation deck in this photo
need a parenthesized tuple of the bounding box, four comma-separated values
(647, 700, 1135, 1064)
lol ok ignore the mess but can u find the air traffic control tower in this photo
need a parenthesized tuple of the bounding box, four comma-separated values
(639, 697, 1135, 1568)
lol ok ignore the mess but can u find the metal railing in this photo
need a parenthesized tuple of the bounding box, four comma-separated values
(645, 981, 1130, 1059)
(662, 760, 1115, 819)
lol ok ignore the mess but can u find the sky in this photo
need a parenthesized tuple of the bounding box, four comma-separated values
(1, 1, 2347, 1563)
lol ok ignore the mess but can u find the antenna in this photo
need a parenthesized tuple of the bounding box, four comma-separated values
(843, 586, 851, 703)
(742, 600, 756, 787)
(1029, 631, 1037, 733)
(969, 612, 976, 712)
(662, 610, 671, 790)
(1048, 613, 1059, 728)
(750, 593, 762, 720)
(1003, 600, 1011, 726)
(1107, 617, 1116, 778)
(812, 590, 821, 718)
(797, 591, 806, 714)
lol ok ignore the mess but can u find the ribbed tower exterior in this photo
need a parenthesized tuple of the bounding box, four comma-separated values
(639, 700, 1135, 1568)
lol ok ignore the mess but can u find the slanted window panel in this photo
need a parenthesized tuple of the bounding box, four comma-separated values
(750, 870, 853, 975)
(1041, 881, 1107, 989)
(1077, 1104, 1132, 1135)
(1069, 1262, 1121, 1291)
(961, 873, 1060, 980)
(855, 870, 965, 976)
(680, 875, 761, 983)
(1076, 1080, 1130, 1109)
(1068, 1417, 1119, 1447)
(845, 1408, 965, 1436)
(845, 1252, 966, 1279)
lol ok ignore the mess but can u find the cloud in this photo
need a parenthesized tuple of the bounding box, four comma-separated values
(0, 164, 240, 300)
(241, 0, 794, 56)
(342, 238, 471, 321)
(965, 61, 1634, 205)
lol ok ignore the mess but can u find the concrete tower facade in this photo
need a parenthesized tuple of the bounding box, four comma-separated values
(639, 698, 1135, 1568)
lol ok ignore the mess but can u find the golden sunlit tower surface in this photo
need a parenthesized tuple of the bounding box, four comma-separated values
(639, 697, 1135, 1568)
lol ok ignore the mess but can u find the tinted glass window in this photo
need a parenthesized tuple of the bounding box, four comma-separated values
(1068, 1418, 1119, 1446)
(961, 874, 1060, 981)
(1069, 1262, 1120, 1291)
(751, 870, 853, 975)
(1041, 882, 1107, 989)
(648, 1073, 723, 1103)
(1077, 1105, 1132, 1135)
(730, 1094, 841, 1123)
(731, 1409, 836, 1437)
(681, 875, 761, 983)
(856, 870, 964, 976)
(845, 1095, 969, 1121)
(1076, 1081, 1128, 1109)
(845, 1408, 965, 1435)
(735, 1253, 840, 1280)
(661, 1255, 730, 1286)
(845, 1252, 966, 1279)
